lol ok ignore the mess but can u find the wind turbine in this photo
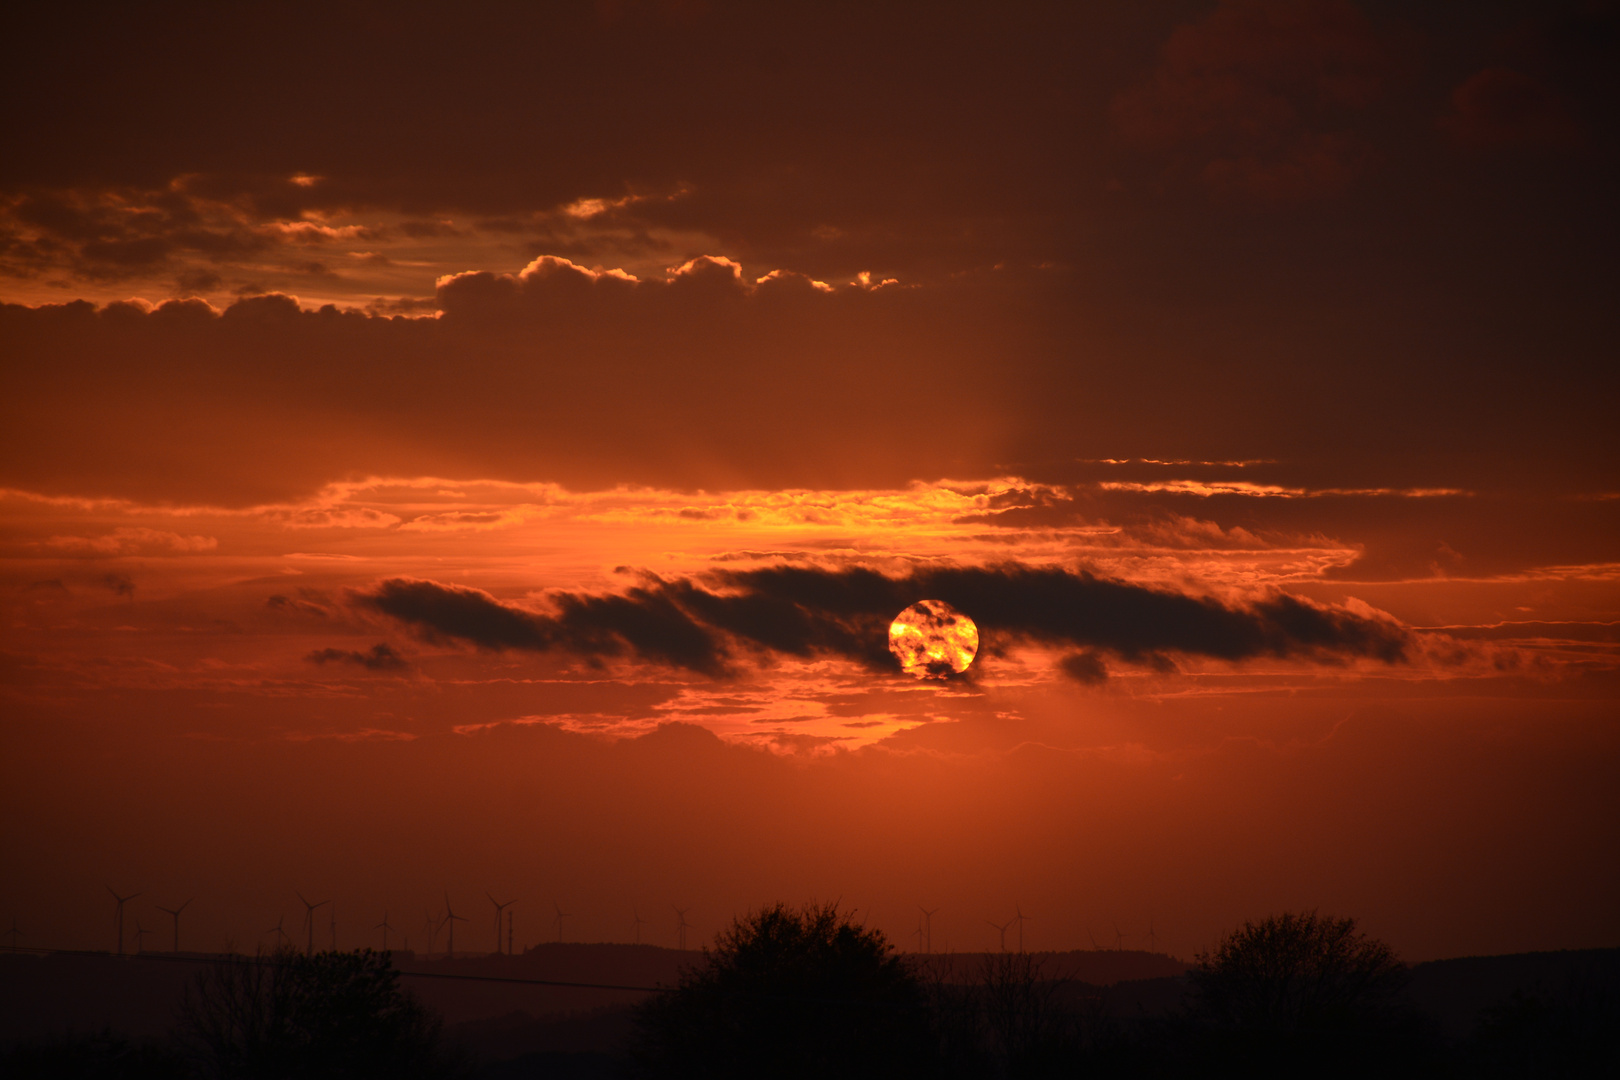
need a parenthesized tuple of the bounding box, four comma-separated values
(296, 893, 330, 957)
(107, 887, 140, 956)
(486, 893, 515, 955)
(134, 919, 155, 953)
(155, 898, 192, 954)
(918, 906, 939, 954)
(553, 902, 571, 943)
(1113, 924, 1126, 951)
(267, 915, 292, 950)
(987, 917, 1013, 952)
(1087, 928, 1101, 951)
(633, 907, 646, 945)
(1013, 904, 1030, 953)
(443, 893, 467, 958)
(376, 913, 396, 951)
(674, 907, 692, 951)
(1145, 917, 1158, 954)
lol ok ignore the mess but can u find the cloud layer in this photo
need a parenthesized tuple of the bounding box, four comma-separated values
(357, 563, 1409, 677)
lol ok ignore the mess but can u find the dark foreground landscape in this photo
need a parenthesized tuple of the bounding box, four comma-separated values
(2, 906, 1617, 1079)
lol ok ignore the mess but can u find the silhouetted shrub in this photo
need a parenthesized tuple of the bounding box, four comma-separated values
(177, 947, 467, 1079)
(631, 901, 933, 1079)
(1187, 911, 1420, 1076)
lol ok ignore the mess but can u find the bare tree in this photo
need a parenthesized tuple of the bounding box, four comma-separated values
(178, 946, 466, 1079)
(1188, 911, 1416, 1075)
(1191, 911, 1407, 1032)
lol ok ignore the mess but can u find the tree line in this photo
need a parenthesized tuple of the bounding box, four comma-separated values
(4, 903, 1615, 1077)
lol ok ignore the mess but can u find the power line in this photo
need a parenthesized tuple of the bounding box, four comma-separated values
(0, 944, 955, 1009)
(0, 944, 670, 994)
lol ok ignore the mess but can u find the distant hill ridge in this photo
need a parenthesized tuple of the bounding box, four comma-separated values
(393, 942, 1189, 989)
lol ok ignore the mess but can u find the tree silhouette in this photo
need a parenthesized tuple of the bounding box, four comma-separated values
(632, 901, 933, 1079)
(178, 947, 466, 1079)
(1189, 911, 1416, 1075)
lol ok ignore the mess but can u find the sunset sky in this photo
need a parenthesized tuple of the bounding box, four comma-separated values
(2, 0, 1616, 964)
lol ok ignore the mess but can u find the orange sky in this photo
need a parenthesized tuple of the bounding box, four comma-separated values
(2, 0, 1617, 963)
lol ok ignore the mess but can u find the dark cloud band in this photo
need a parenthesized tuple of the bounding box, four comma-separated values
(354, 564, 1408, 677)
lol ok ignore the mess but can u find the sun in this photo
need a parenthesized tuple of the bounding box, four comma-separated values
(888, 599, 979, 679)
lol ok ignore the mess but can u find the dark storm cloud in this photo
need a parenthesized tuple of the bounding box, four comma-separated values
(355, 564, 1409, 677)
(304, 642, 409, 671)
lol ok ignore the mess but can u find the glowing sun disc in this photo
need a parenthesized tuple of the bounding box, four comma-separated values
(888, 599, 979, 679)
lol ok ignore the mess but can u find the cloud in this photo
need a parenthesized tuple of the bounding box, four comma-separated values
(98, 572, 135, 597)
(304, 642, 410, 671)
(355, 563, 1409, 677)
(1111, 0, 1397, 199)
(357, 577, 725, 675)
(267, 591, 330, 618)
(1440, 68, 1583, 151)
(43, 526, 217, 555)
(0, 270, 1019, 505)
(1059, 651, 1110, 684)
(359, 579, 551, 650)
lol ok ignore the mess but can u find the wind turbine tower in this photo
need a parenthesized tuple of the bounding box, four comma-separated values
(155, 898, 193, 953)
(134, 919, 154, 953)
(486, 893, 515, 955)
(553, 902, 571, 943)
(1013, 904, 1030, 953)
(987, 917, 1013, 952)
(268, 915, 291, 950)
(443, 893, 468, 958)
(674, 907, 692, 951)
(107, 887, 140, 956)
(633, 907, 646, 945)
(376, 913, 396, 951)
(918, 907, 939, 954)
(296, 892, 330, 957)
